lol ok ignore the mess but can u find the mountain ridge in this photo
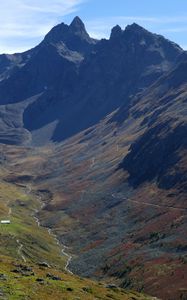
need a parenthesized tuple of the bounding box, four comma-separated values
(0, 16, 187, 300)
(0, 17, 183, 145)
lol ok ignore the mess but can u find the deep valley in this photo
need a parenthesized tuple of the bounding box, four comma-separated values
(0, 16, 187, 300)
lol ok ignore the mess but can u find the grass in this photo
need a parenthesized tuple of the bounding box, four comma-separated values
(0, 256, 154, 300)
(0, 181, 66, 269)
(0, 180, 156, 299)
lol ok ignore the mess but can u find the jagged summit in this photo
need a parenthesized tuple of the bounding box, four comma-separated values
(43, 16, 96, 54)
(110, 25, 122, 39)
(125, 22, 146, 32)
(109, 22, 151, 42)
(70, 16, 85, 30)
(69, 16, 92, 42)
(44, 16, 91, 44)
(44, 22, 68, 43)
(123, 23, 152, 39)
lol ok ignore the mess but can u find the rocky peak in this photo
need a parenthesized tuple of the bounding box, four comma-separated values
(122, 23, 152, 46)
(44, 22, 68, 44)
(109, 23, 151, 46)
(44, 16, 90, 44)
(125, 23, 147, 33)
(42, 16, 96, 55)
(69, 16, 92, 42)
(70, 16, 85, 31)
(110, 25, 122, 40)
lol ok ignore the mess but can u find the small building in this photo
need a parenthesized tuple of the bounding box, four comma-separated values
(1, 220, 11, 224)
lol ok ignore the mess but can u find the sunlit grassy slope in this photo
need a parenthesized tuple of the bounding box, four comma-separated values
(0, 181, 65, 268)
(0, 180, 155, 299)
(0, 255, 156, 300)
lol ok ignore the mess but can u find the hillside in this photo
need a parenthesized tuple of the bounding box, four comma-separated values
(0, 168, 154, 300)
(0, 17, 182, 145)
(0, 17, 187, 300)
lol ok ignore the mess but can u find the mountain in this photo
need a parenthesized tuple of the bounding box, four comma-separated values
(0, 17, 97, 145)
(118, 57, 187, 191)
(0, 17, 96, 105)
(0, 18, 183, 145)
(44, 16, 97, 54)
(48, 22, 182, 142)
(0, 17, 187, 300)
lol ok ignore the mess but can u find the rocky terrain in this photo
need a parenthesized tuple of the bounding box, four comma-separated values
(0, 17, 187, 300)
(0, 17, 183, 145)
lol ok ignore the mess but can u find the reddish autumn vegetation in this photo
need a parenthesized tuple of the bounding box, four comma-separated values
(0, 17, 187, 300)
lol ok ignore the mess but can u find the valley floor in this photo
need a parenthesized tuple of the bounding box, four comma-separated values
(0, 177, 155, 300)
(0, 116, 187, 300)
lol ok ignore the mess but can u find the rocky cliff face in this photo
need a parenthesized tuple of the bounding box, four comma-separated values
(0, 18, 183, 145)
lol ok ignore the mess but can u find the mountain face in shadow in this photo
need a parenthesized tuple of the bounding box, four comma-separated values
(116, 55, 187, 191)
(0, 17, 96, 105)
(1, 15, 187, 200)
(1, 17, 187, 300)
(0, 17, 183, 145)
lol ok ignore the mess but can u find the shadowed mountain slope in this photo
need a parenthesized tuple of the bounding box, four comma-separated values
(0, 19, 183, 145)
(1, 17, 187, 300)
(117, 55, 187, 191)
(1, 53, 187, 298)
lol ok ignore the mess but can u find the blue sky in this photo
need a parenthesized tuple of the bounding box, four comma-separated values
(1, 0, 187, 53)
